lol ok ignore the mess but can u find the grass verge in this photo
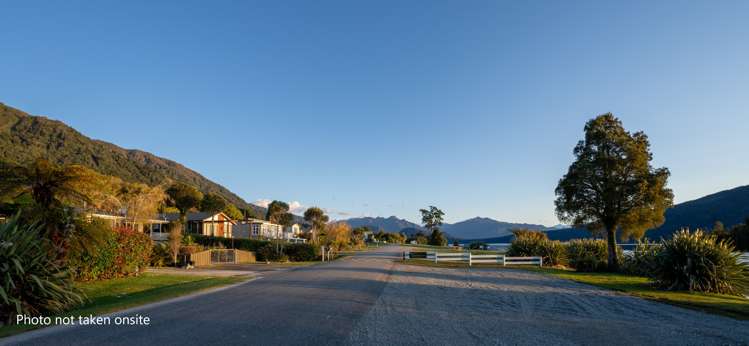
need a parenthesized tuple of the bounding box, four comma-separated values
(400, 259, 749, 320)
(0, 273, 249, 338)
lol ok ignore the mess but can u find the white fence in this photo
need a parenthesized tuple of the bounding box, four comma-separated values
(740, 253, 749, 265)
(405, 251, 542, 267)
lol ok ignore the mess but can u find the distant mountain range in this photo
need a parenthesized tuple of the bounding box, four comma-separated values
(345, 216, 423, 235)
(345, 185, 749, 242)
(0, 103, 267, 216)
(343, 216, 548, 239)
(471, 185, 749, 243)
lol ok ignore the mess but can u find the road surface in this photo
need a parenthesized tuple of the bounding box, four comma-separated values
(4, 246, 749, 345)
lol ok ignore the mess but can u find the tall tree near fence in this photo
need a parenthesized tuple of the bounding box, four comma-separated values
(420, 206, 447, 246)
(554, 113, 673, 271)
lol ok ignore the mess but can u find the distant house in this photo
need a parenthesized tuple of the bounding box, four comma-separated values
(232, 219, 306, 243)
(85, 212, 170, 241)
(160, 211, 237, 238)
(284, 223, 302, 239)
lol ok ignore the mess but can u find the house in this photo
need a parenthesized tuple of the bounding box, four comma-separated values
(85, 212, 170, 240)
(160, 211, 237, 238)
(284, 223, 302, 239)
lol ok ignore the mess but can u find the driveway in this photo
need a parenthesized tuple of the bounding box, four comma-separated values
(4, 246, 748, 345)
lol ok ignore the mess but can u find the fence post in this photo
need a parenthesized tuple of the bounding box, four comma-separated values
(502, 254, 505, 266)
(468, 252, 472, 267)
(321, 246, 325, 262)
(539, 257, 543, 267)
(434, 252, 438, 264)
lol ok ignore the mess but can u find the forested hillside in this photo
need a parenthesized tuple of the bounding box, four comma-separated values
(0, 103, 259, 213)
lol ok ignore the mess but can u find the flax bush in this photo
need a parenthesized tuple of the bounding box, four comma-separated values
(0, 215, 83, 325)
(653, 229, 749, 295)
(621, 240, 661, 276)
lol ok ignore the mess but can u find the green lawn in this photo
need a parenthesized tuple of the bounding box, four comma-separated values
(0, 273, 248, 338)
(400, 259, 749, 320)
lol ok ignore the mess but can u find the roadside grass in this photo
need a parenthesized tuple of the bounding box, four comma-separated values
(0, 273, 249, 338)
(400, 259, 749, 320)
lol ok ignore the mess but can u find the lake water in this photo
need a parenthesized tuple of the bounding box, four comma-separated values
(486, 243, 749, 264)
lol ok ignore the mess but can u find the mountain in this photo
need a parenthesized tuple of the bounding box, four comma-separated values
(473, 185, 749, 243)
(0, 103, 262, 214)
(442, 217, 547, 240)
(344, 216, 423, 235)
(646, 185, 749, 239)
(343, 215, 548, 240)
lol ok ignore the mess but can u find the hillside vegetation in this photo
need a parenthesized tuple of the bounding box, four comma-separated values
(0, 103, 256, 212)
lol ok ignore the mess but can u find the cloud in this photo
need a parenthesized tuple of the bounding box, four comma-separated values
(288, 201, 306, 214)
(253, 199, 272, 208)
(254, 199, 307, 214)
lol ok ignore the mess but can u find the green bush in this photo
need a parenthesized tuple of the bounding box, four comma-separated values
(284, 243, 318, 262)
(68, 222, 152, 281)
(192, 235, 269, 252)
(150, 242, 173, 267)
(566, 239, 620, 272)
(652, 229, 749, 294)
(0, 215, 84, 325)
(507, 230, 566, 266)
(256, 244, 288, 262)
(621, 240, 661, 276)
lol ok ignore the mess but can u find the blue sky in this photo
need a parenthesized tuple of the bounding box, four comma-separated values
(1, 1, 748, 225)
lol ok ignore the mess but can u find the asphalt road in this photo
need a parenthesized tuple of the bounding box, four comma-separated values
(5, 246, 749, 346)
(5, 247, 400, 346)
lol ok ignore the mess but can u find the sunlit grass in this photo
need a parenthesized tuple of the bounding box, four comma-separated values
(0, 273, 248, 338)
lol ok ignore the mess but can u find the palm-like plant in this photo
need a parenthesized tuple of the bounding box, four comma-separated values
(0, 215, 84, 324)
(0, 159, 99, 210)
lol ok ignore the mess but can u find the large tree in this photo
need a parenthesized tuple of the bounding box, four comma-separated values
(555, 114, 673, 271)
(165, 182, 203, 225)
(304, 206, 329, 242)
(420, 206, 447, 246)
(265, 200, 290, 223)
(200, 193, 227, 213)
(118, 182, 166, 231)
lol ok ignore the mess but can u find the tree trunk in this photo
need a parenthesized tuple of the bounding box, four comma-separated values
(606, 225, 619, 272)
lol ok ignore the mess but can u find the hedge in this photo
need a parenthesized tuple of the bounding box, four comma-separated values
(68, 221, 152, 281)
(192, 234, 269, 252)
(192, 235, 318, 262)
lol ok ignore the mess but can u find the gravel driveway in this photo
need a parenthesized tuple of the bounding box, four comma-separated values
(349, 261, 749, 346)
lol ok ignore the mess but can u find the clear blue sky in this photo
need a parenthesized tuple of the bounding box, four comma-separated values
(2, 1, 748, 225)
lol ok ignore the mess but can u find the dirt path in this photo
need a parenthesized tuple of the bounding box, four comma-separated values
(348, 261, 749, 345)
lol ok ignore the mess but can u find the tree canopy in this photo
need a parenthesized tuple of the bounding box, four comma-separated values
(304, 206, 329, 242)
(200, 193, 227, 213)
(555, 113, 673, 271)
(420, 206, 444, 233)
(165, 182, 203, 219)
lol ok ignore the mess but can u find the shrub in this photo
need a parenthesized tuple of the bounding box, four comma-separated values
(68, 223, 152, 281)
(192, 234, 269, 252)
(507, 230, 566, 266)
(257, 244, 287, 262)
(652, 229, 749, 294)
(507, 230, 547, 257)
(0, 215, 84, 325)
(150, 242, 173, 267)
(566, 239, 621, 272)
(621, 240, 661, 276)
(284, 243, 318, 262)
